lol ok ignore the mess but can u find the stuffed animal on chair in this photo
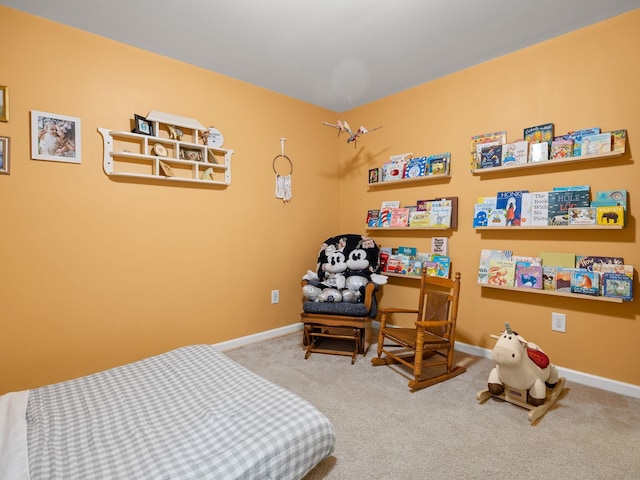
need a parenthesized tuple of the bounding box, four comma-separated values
(302, 234, 387, 303)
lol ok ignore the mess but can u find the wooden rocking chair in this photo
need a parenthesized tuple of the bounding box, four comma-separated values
(371, 271, 464, 391)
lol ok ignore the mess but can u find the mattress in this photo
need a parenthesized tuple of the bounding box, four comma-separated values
(0, 345, 335, 479)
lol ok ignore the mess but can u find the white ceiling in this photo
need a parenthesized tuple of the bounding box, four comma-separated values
(3, 0, 640, 112)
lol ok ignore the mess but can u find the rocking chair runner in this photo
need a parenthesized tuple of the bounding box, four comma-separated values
(372, 271, 464, 391)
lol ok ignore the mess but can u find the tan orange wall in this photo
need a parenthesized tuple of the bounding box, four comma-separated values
(0, 7, 340, 392)
(341, 11, 640, 385)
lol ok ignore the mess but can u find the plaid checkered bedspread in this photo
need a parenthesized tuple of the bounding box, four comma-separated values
(26, 345, 335, 479)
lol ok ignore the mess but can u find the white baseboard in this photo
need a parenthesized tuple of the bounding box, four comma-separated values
(214, 322, 640, 400)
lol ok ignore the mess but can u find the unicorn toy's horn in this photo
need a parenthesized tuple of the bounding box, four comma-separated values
(505, 322, 513, 334)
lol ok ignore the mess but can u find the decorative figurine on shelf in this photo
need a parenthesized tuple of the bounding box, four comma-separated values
(167, 125, 183, 141)
(321, 120, 382, 147)
(477, 322, 566, 423)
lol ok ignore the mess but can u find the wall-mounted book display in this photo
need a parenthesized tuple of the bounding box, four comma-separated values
(368, 152, 451, 187)
(367, 197, 458, 230)
(469, 125, 626, 175)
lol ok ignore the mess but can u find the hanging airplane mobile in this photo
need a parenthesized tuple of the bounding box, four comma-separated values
(321, 120, 382, 147)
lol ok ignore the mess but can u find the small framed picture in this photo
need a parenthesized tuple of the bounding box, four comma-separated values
(30, 110, 81, 164)
(0, 136, 9, 174)
(0, 86, 8, 122)
(133, 114, 154, 136)
(368, 167, 380, 184)
(180, 147, 202, 161)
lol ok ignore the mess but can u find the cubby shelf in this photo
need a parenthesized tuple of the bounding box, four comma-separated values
(478, 283, 623, 303)
(368, 172, 450, 188)
(98, 127, 233, 186)
(471, 149, 625, 175)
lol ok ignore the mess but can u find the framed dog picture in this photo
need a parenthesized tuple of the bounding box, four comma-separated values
(30, 111, 81, 164)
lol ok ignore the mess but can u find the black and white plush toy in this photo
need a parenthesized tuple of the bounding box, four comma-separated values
(302, 234, 387, 303)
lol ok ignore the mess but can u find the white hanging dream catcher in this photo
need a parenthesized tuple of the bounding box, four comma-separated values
(273, 137, 293, 202)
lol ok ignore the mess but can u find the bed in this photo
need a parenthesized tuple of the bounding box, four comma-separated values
(0, 344, 335, 480)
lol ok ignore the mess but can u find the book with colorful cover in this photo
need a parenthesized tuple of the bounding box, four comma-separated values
(406, 259, 423, 276)
(479, 144, 502, 169)
(581, 132, 612, 156)
(597, 263, 633, 280)
(550, 139, 573, 159)
(501, 140, 528, 167)
(552, 185, 590, 192)
(386, 255, 409, 275)
(397, 246, 417, 257)
(422, 196, 458, 228)
(596, 205, 624, 226)
(379, 200, 400, 227)
(478, 249, 513, 284)
(367, 209, 380, 227)
(542, 266, 557, 290)
(512, 255, 542, 267)
(520, 192, 532, 227)
(488, 208, 507, 226)
(488, 259, 516, 287)
(568, 207, 596, 225)
(575, 255, 624, 271)
(389, 208, 410, 227)
(602, 272, 633, 301)
(430, 255, 451, 278)
(571, 269, 600, 296)
(611, 129, 627, 153)
(555, 268, 577, 292)
(593, 189, 627, 209)
(529, 141, 549, 163)
(496, 190, 529, 226)
(515, 264, 543, 289)
(530, 191, 550, 227)
(524, 122, 554, 148)
(547, 190, 590, 226)
(408, 210, 430, 227)
(381, 159, 407, 182)
(470, 131, 507, 171)
(555, 127, 600, 156)
(427, 153, 451, 175)
(430, 202, 452, 228)
(473, 203, 492, 227)
(404, 156, 428, 178)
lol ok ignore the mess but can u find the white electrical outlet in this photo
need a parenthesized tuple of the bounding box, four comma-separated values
(551, 312, 566, 333)
(271, 290, 280, 304)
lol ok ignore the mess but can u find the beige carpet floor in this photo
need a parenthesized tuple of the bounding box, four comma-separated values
(225, 332, 640, 480)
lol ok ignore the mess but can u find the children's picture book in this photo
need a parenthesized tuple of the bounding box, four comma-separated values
(488, 208, 507, 226)
(529, 141, 549, 163)
(597, 263, 633, 280)
(422, 196, 458, 228)
(470, 131, 507, 171)
(552, 185, 590, 192)
(519, 192, 532, 227)
(488, 259, 516, 287)
(406, 259, 423, 276)
(431, 237, 448, 256)
(427, 153, 451, 175)
(542, 266, 557, 290)
(547, 190, 590, 226)
(550, 139, 573, 159)
(593, 189, 627, 209)
(515, 264, 543, 289)
(540, 251, 576, 268)
(524, 122, 554, 148)
(602, 273, 633, 301)
(473, 203, 492, 227)
(368, 168, 380, 184)
(555, 127, 600, 156)
(512, 255, 542, 267)
(479, 144, 502, 169)
(390, 207, 410, 227)
(501, 140, 528, 166)
(404, 156, 428, 178)
(378, 200, 400, 227)
(568, 207, 596, 225)
(496, 190, 529, 226)
(430, 255, 451, 278)
(575, 255, 624, 271)
(555, 268, 577, 292)
(478, 249, 512, 284)
(611, 129, 627, 153)
(430, 201, 452, 228)
(571, 269, 600, 296)
(408, 210, 430, 227)
(530, 191, 550, 227)
(596, 205, 624, 226)
(381, 158, 407, 182)
(386, 255, 408, 275)
(581, 132, 612, 156)
(397, 246, 417, 257)
(367, 209, 380, 227)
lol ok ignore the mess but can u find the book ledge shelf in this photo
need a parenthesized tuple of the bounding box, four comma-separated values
(475, 224, 623, 231)
(471, 149, 624, 176)
(367, 226, 450, 231)
(478, 283, 624, 303)
(368, 172, 450, 188)
(385, 272, 421, 280)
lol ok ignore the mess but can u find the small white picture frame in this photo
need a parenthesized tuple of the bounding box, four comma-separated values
(31, 110, 81, 164)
